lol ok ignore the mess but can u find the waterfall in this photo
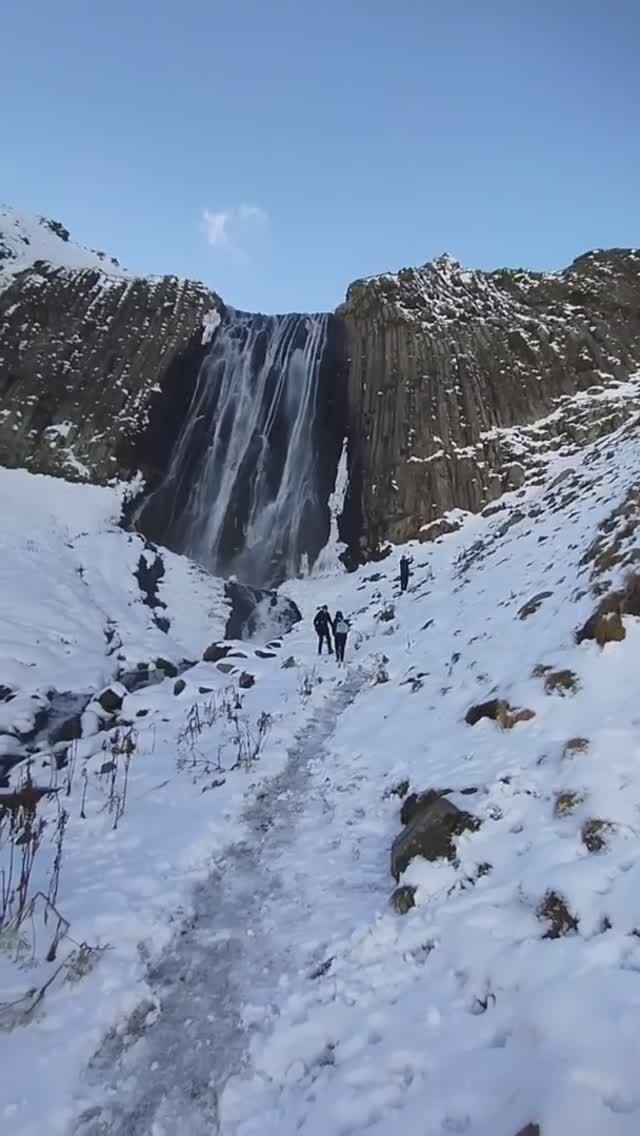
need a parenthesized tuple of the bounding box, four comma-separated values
(139, 311, 333, 587)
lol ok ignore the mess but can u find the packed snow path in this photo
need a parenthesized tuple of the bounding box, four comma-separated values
(73, 667, 370, 1136)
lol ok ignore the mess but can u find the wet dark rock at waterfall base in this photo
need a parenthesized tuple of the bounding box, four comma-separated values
(224, 579, 301, 642)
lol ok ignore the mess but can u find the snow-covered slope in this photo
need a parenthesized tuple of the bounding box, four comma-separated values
(3, 412, 640, 1135)
(0, 205, 129, 290)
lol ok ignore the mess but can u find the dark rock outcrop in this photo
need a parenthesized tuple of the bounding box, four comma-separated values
(391, 792, 478, 880)
(340, 250, 640, 559)
(0, 242, 221, 485)
(3, 211, 640, 569)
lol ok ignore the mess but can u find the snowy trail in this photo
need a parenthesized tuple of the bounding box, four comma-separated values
(72, 667, 367, 1136)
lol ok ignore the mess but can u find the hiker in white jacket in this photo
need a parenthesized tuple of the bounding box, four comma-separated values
(332, 611, 349, 663)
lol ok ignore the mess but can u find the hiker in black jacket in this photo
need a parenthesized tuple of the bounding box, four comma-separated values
(400, 554, 411, 593)
(313, 605, 333, 654)
(333, 611, 349, 663)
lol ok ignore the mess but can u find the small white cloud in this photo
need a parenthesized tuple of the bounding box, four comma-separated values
(202, 209, 231, 249)
(202, 204, 267, 256)
(238, 203, 267, 224)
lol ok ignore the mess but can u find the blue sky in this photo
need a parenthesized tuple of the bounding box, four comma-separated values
(3, 0, 638, 312)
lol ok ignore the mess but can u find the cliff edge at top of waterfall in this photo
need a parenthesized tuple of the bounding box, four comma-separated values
(340, 247, 640, 325)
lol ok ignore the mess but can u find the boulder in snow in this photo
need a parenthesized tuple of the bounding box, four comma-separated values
(203, 642, 232, 663)
(97, 684, 126, 714)
(391, 793, 479, 880)
(238, 671, 255, 690)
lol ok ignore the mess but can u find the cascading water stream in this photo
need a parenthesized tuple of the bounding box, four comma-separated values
(137, 311, 335, 588)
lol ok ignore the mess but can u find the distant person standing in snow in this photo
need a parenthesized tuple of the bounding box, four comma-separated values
(333, 611, 349, 663)
(400, 554, 411, 593)
(314, 605, 333, 654)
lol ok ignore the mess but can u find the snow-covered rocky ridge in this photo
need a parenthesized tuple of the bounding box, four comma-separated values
(0, 206, 130, 290)
(2, 406, 640, 1135)
(0, 205, 221, 485)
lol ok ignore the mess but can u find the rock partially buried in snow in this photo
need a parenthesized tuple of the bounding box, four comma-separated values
(216, 661, 235, 674)
(465, 698, 535, 729)
(576, 573, 640, 646)
(390, 885, 416, 914)
(391, 793, 479, 880)
(518, 591, 552, 620)
(255, 649, 276, 659)
(281, 656, 297, 669)
(173, 679, 186, 696)
(203, 642, 232, 663)
(97, 684, 126, 714)
(563, 736, 590, 757)
(238, 671, 255, 689)
(537, 890, 579, 938)
(515, 1126, 540, 1136)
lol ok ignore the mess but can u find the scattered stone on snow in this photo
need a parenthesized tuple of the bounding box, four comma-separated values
(390, 885, 416, 914)
(531, 663, 552, 678)
(281, 656, 297, 669)
(553, 791, 585, 818)
(543, 668, 580, 696)
(465, 698, 535, 729)
(518, 591, 553, 620)
(391, 792, 479, 880)
(582, 818, 612, 852)
(537, 890, 579, 938)
(198, 686, 214, 694)
(563, 736, 590, 757)
(384, 779, 410, 800)
(173, 679, 186, 696)
(577, 572, 640, 646)
(255, 649, 277, 659)
(216, 661, 235, 674)
(203, 642, 232, 663)
(238, 671, 255, 689)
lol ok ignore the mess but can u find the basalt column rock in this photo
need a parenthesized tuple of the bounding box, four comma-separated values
(339, 251, 640, 560)
(0, 260, 221, 484)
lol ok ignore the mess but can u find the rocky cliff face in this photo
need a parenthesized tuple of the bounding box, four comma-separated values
(2, 206, 640, 574)
(340, 251, 640, 558)
(0, 209, 221, 484)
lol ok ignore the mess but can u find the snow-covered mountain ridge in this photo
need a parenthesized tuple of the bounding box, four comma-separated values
(2, 403, 640, 1133)
(0, 204, 130, 289)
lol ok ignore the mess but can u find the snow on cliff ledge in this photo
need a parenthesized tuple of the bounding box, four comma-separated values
(0, 204, 131, 291)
